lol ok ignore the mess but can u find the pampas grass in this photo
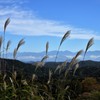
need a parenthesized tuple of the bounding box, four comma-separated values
(55, 60, 67, 74)
(73, 63, 79, 76)
(35, 62, 45, 71)
(6, 40, 11, 58)
(46, 42, 49, 56)
(83, 38, 94, 60)
(41, 55, 48, 62)
(74, 50, 83, 60)
(65, 50, 83, 77)
(3, 18, 10, 58)
(0, 18, 97, 100)
(4, 18, 10, 34)
(47, 69, 52, 84)
(6, 40, 11, 52)
(16, 38, 25, 51)
(13, 48, 17, 59)
(13, 39, 25, 72)
(55, 30, 70, 62)
(13, 39, 25, 59)
(35, 55, 48, 71)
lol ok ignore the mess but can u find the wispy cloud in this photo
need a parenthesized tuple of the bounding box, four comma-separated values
(0, 0, 27, 5)
(0, 0, 100, 40)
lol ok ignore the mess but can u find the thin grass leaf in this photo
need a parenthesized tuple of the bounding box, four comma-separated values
(6, 40, 11, 52)
(41, 55, 48, 62)
(55, 30, 70, 61)
(73, 63, 79, 76)
(3, 81, 7, 90)
(68, 96, 71, 100)
(9, 77, 13, 84)
(46, 41, 49, 55)
(47, 69, 52, 84)
(12, 71, 17, 81)
(3, 74, 6, 81)
(17, 38, 25, 50)
(83, 37, 94, 60)
(4, 18, 10, 34)
(32, 74, 37, 82)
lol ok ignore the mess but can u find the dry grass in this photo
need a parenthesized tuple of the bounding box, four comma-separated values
(47, 69, 52, 84)
(6, 40, 11, 58)
(83, 38, 94, 60)
(73, 63, 79, 76)
(16, 38, 25, 51)
(65, 50, 83, 77)
(13, 39, 25, 59)
(6, 40, 11, 52)
(46, 41, 49, 56)
(55, 30, 70, 62)
(55, 60, 67, 74)
(0, 18, 97, 100)
(4, 18, 10, 34)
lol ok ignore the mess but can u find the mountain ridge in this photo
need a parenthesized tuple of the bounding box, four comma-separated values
(5, 50, 100, 62)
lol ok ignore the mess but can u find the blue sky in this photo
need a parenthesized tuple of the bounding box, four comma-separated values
(0, 0, 100, 52)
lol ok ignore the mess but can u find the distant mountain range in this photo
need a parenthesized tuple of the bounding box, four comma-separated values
(5, 50, 100, 62)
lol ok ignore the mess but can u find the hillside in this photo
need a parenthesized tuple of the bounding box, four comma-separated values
(0, 58, 100, 78)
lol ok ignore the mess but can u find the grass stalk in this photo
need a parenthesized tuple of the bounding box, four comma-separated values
(83, 38, 94, 60)
(55, 30, 70, 62)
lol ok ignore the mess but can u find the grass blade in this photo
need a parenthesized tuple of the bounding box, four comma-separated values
(73, 63, 79, 76)
(47, 69, 52, 84)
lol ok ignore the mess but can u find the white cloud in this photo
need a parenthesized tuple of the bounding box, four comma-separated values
(49, 55, 56, 58)
(17, 56, 36, 59)
(90, 55, 100, 59)
(0, 1, 100, 40)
